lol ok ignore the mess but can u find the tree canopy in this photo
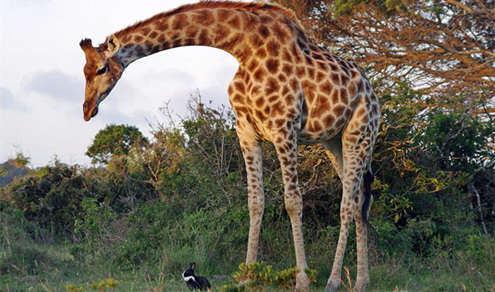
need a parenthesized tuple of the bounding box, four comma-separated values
(86, 124, 149, 165)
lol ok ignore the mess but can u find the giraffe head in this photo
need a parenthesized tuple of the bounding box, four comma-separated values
(80, 35, 123, 121)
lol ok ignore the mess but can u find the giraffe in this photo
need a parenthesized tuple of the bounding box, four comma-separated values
(79, 1, 380, 291)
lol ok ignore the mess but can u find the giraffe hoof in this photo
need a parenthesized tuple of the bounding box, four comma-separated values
(325, 277, 341, 292)
(355, 277, 369, 291)
(295, 270, 310, 291)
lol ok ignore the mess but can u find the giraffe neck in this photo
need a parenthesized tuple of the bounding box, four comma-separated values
(109, 4, 299, 68)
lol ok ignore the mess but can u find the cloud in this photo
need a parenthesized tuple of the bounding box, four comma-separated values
(24, 70, 83, 104)
(0, 87, 27, 112)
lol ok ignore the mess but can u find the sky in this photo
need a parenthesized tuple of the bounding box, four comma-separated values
(0, 0, 240, 167)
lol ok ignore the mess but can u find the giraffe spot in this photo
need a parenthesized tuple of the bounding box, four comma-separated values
(316, 71, 326, 83)
(320, 81, 332, 95)
(172, 39, 182, 47)
(160, 42, 170, 51)
(304, 54, 313, 66)
(331, 73, 341, 86)
(272, 101, 285, 116)
(134, 35, 144, 43)
(217, 8, 231, 22)
(135, 45, 144, 54)
(285, 94, 295, 105)
(140, 27, 151, 36)
(341, 73, 350, 85)
(184, 38, 195, 46)
(192, 10, 214, 26)
(290, 78, 299, 91)
(250, 85, 262, 96)
(214, 25, 230, 43)
(266, 39, 280, 56)
(227, 16, 240, 29)
(255, 109, 264, 120)
(253, 68, 266, 82)
(266, 59, 280, 74)
(307, 67, 316, 79)
(231, 93, 244, 103)
(155, 20, 169, 31)
(349, 82, 357, 98)
(278, 73, 287, 82)
(317, 61, 327, 71)
(314, 95, 331, 117)
(234, 82, 246, 95)
(323, 114, 335, 128)
(221, 33, 243, 51)
(281, 85, 290, 96)
(335, 117, 346, 129)
(268, 95, 278, 103)
(356, 107, 366, 118)
(149, 31, 159, 39)
(185, 25, 198, 38)
(257, 47, 267, 59)
(295, 66, 305, 77)
(275, 119, 285, 128)
(282, 48, 294, 63)
(346, 136, 357, 143)
(172, 14, 188, 30)
(282, 63, 293, 75)
(273, 22, 289, 42)
(259, 24, 270, 38)
(255, 97, 265, 107)
(335, 105, 346, 117)
(167, 31, 180, 40)
(312, 121, 323, 132)
(264, 105, 271, 115)
(157, 34, 166, 43)
(312, 52, 324, 61)
(265, 77, 280, 95)
(351, 95, 362, 109)
(340, 88, 349, 104)
(198, 29, 210, 45)
(247, 59, 260, 72)
(356, 79, 365, 93)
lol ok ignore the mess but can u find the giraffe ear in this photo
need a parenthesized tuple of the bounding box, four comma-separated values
(105, 34, 120, 57)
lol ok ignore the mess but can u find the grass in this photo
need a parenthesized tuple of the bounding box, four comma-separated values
(1, 242, 494, 292)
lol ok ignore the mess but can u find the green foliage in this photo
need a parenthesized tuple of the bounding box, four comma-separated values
(1, 92, 494, 290)
(86, 124, 149, 165)
(222, 262, 317, 291)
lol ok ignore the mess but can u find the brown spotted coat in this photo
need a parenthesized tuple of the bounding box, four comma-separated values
(79, 2, 380, 291)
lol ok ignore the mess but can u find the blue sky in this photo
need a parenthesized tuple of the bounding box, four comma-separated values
(0, 0, 240, 167)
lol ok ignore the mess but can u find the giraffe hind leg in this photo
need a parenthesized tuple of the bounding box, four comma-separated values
(324, 130, 374, 291)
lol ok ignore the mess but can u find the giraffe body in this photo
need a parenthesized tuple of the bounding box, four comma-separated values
(80, 2, 380, 291)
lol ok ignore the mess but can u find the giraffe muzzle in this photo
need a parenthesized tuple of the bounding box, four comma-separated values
(83, 100, 99, 121)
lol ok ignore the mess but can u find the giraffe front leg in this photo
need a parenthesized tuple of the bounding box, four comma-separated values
(240, 140, 265, 265)
(274, 137, 309, 291)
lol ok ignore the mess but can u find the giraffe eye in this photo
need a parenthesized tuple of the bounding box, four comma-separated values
(96, 63, 109, 75)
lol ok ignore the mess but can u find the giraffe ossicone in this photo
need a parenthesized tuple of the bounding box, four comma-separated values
(80, 2, 380, 291)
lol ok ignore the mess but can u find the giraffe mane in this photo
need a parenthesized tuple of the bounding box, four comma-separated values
(110, 1, 301, 42)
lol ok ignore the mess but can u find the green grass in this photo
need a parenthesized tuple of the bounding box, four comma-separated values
(1, 241, 495, 292)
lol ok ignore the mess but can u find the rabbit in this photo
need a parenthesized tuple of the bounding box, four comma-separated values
(182, 262, 211, 292)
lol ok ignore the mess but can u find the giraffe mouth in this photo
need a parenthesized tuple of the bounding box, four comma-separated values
(83, 99, 99, 121)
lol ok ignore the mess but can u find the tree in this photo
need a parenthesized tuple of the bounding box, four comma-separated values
(271, 0, 495, 234)
(274, 0, 494, 104)
(86, 124, 149, 165)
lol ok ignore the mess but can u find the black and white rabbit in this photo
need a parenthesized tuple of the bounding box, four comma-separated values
(182, 262, 211, 291)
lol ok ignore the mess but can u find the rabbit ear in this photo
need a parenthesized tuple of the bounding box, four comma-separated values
(190, 262, 196, 270)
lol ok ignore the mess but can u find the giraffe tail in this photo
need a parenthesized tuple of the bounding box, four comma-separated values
(361, 167, 378, 244)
